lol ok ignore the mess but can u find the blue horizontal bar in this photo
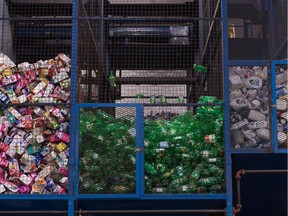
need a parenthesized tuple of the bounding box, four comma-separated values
(272, 60, 288, 65)
(78, 194, 139, 199)
(228, 60, 269, 66)
(140, 194, 227, 200)
(77, 194, 227, 200)
(275, 149, 288, 154)
(230, 148, 272, 154)
(77, 103, 141, 108)
(0, 195, 72, 200)
(142, 103, 224, 107)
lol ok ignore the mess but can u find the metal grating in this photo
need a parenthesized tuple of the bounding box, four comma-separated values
(78, 107, 137, 194)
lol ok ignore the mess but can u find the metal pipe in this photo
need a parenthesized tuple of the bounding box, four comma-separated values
(234, 169, 288, 215)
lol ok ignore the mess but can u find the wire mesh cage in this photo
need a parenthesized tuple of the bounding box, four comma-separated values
(0, 0, 72, 194)
(229, 65, 271, 150)
(77, 0, 223, 104)
(76, 0, 225, 195)
(143, 104, 225, 194)
(78, 106, 137, 194)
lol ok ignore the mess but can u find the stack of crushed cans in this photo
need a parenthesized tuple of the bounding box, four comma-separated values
(229, 66, 271, 149)
(275, 67, 287, 148)
(0, 53, 70, 194)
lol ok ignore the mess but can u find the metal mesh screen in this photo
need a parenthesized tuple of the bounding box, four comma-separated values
(0, 1, 72, 194)
(229, 65, 271, 149)
(275, 64, 287, 149)
(144, 105, 225, 194)
(77, 0, 223, 103)
(228, 0, 287, 60)
(227, 0, 270, 60)
(78, 107, 137, 194)
(272, 0, 287, 59)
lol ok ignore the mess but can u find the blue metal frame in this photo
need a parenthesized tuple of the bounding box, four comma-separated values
(222, 0, 233, 215)
(228, 60, 269, 67)
(271, 60, 288, 154)
(74, 103, 144, 199)
(0, 1, 260, 215)
(68, 1, 79, 214)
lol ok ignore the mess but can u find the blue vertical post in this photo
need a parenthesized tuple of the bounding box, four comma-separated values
(70, 0, 78, 215)
(68, 197, 75, 216)
(136, 104, 144, 197)
(222, 0, 233, 215)
(271, 61, 277, 153)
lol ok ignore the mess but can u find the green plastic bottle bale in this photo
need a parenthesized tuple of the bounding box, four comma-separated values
(144, 96, 225, 194)
(79, 96, 225, 194)
(79, 110, 137, 194)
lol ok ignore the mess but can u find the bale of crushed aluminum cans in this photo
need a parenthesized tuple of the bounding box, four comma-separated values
(0, 53, 70, 194)
(275, 67, 287, 148)
(229, 66, 271, 149)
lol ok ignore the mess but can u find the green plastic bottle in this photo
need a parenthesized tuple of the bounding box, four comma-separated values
(197, 177, 219, 187)
(193, 64, 207, 73)
(190, 163, 204, 181)
(159, 95, 167, 103)
(178, 95, 184, 103)
(149, 95, 156, 104)
(109, 72, 116, 87)
(145, 163, 157, 175)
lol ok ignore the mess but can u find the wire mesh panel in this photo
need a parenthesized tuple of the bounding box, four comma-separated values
(273, 64, 287, 150)
(0, 1, 72, 194)
(227, 0, 270, 60)
(143, 102, 225, 194)
(78, 106, 138, 195)
(271, 0, 287, 60)
(227, 0, 287, 60)
(229, 65, 271, 150)
(77, 0, 223, 104)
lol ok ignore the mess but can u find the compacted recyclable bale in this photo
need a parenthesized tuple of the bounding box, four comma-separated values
(0, 53, 70, 194)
